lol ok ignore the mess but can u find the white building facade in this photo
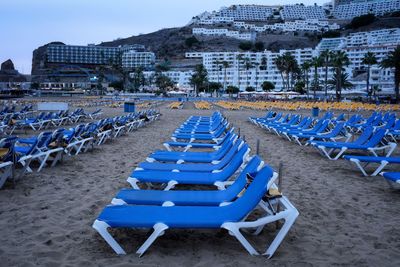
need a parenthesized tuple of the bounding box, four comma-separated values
(184, 28, 399, 94)
(332, 0, 400, 19)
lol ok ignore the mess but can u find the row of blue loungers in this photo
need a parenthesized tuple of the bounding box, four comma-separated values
(93, 111, 299, 258)
(0, 110, 160, 189)
(250, 111, 400, 188)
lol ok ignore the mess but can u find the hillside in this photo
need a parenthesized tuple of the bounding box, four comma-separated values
(31, 15, 400, 76)
(99, 26, 318, 60)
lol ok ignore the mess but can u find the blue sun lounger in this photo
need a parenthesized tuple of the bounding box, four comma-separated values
(310, 128, 396, 160)
(147, 137, 240, 163)
(114, 155, 266, 205)
(93, 165, 299, 258)
(129, 143, 251, 190)
(138, 138, 248, 172)
(343, 155, 400, 176)
(382, 172, 400, 184)
(163, 129, 235, 152)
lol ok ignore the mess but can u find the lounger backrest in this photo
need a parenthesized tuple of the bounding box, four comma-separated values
(223, 156, 263, 197)
(354, 127, 374, 145)
(335, 113, 345, 122)
(213, 143, 250, 180)
(315, 120, 330, 133)
(392, 119, 400, 131)
(36, 132, 53, 151)
(223, 165, 274, 222)
(363, 129, 387, 147)
(330, 122, 346, 136)
(216, 136, 243, 167)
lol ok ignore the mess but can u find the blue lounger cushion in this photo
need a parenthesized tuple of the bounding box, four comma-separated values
(97, 165, 273, 228)
(139, 142, 247, 172)
(132, 144, 253, 185)
(116, 156, 263, 205)
(383, 172, 400, 183)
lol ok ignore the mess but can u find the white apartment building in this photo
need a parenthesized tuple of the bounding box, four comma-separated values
(192, 28, 256, 41)
(141, 71, 194, 88)
(121, 51, 155, 69)
(184, 28, 399, 94)
(217, 5, 279, 21)
(233, 19, 340, 33)
(332, 0, 400, 19)
(280, 5, 327, 20)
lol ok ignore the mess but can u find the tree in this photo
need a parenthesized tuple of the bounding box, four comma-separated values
(348, 14, 375, 29)
(380, 45, 400, 103)
(207, 82, 222, 94)
(155, 73, 175, 92)
(320, 50, 333, 100)
(310, 56, 323, 99)
(190, 64, 208, 96)
(294, 81, 306, 94)
(185, 36, 200, 48)
(243, 57, 253, 88)
(331, 51, 351, 101)
(274, 55, 286, 90)
(328, 70, 353, 92)
(301, 61, 311, 98)
(245, 86, 255, 92)
(254, 41, 265, 51)
(221, 60, 231, 93)
(236, 54, 244, 89)
(239, 41, 253, 51)
(109, 80, 124, 91)
(362, 51, 378, 101)
(226, 85, 239, 96)
(261, 81, 275, 92)
(131, 67, 145, 92)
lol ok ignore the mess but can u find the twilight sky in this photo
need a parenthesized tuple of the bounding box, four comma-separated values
(1, 0, 326, 74)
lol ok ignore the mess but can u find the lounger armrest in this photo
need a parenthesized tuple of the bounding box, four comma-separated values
(368, 142, 397, 157)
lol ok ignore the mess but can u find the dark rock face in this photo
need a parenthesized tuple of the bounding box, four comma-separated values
(1, 59, 15, 71)
(0, 59, 27, 82)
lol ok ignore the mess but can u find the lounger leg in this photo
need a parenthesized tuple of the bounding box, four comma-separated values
(37, 154, 50, 172)
(350, 159, 369, 176)
(136, 223, 169, 257)
(263, 209, 299, 259)
(372, 161, 389, 176)
(333, 147, 347, 160)
(92, 220, 126, 255)
(164, 180, 178, 191)
(127, 177, 140, 189)
(221, 223, 259, 256)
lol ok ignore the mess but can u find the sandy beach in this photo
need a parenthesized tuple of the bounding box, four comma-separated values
(0, 102, 399, 267)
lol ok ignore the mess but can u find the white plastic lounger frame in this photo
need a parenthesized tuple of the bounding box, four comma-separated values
(19, 147, 64, 173)
(348, 158, 390, 177)
(92, 179, 299, 258)
(97, 129, 112, 145)
(316, 142, 397, 160)
(129, 147, 252, 191)
(65, 137, 94, 156)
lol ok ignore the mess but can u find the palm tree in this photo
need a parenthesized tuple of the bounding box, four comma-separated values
(221, 61, 231, 94)
(331, 51, 351, 101)
(236, 54, 244, 90)
(243, 57, 253, 89)
(301, 61, 311, 99)
(328, 70, 353, 91)
(362, 52, 378, 101)
(380, 45, 400, 103)
(310, 56, 323, 99)
(253, 62, 260, 91)
(320, 50, 333, 101)
(274, 55, 286, 90)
